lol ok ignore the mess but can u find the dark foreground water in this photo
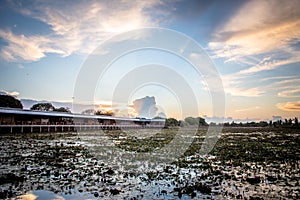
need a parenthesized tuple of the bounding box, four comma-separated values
(0, 128, 299, 199)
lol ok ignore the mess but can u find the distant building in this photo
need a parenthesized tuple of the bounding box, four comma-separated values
(0, 107, 165, 133)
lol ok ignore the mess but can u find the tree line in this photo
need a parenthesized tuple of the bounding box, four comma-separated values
(221, 118, 299, 128)
(0, 94, 112, 116)
(0, 94, 71, 113)
(164, 118, 299, 128)
(0, 94, 299, 128)
(163, 116, 207, 127)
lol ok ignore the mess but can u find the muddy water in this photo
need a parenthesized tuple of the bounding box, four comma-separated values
(0, 129, 299, 199)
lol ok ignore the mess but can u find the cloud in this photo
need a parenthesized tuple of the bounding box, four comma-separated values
(238, 55, 300, 74)
(0, 29, 65, 62)
(266, 78, 300, 98)
(0, 0, 165, 62)
(98, 104, 113, 109)
(272, 78, 300, 87)
(226, 87, 264, 97)
(208, 0, 300, 74)
(260, 75, 299, 82)
(235, 106, 260, 112)
(132, 96, 158, 118)
(277, 101, 300, 111)
(208, 0, 300, 98)
(223, 75, 300, 98)
(278, 88, 300, 98)
(221, 74, 265, 97)
(0, 90, 20, 97)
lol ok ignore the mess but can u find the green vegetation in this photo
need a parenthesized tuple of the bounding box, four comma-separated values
(81, 109, 114, 116)
(0, 128, 299, 199)
(30, 102, 70, 113)
(165, 118, 179, 127)
(30, 103, 55, 111)
(116, 129, 177, 152)
(223, 118, 299, 128)
(163, 116, 299, 129)
(94, 110, 113, 116)
(0, 95, 23, 109)
(184, 116, 207, 126)
(164, 116, 207, 128)
(53, 107, 71, 113)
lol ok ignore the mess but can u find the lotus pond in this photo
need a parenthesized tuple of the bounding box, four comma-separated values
(0, 127, 299, 199)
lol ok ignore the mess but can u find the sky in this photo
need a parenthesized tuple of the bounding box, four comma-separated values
(0, 0, 300, 121)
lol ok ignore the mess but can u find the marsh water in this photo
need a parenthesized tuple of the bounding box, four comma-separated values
(0, 128, 299, 199)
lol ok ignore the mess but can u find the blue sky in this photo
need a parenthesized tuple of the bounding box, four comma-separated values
(0, 0, 300, 121)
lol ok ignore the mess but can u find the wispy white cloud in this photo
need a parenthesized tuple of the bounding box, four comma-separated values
(0, 90, 20, 97)
(0, 0, 165, 62)
(208, 0, 300, 98)
(277, 101, 300, 111)
(260, 75, 299, 82)
(221, 74, 265, 97)
(225, 87, 264, 97)
(238, 55, 300, 74)
(278, 88, 300, 98)
(266, 78, 300, 98)
(0, 29, 65, 61)
(272, 78, 300, 86)
(223, 75, 300, 98)
(208, 0, 300, 74)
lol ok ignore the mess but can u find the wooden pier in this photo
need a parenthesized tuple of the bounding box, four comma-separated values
(0, 124, 164, 133)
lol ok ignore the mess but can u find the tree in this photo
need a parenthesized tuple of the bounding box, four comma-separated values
(53, 107, 71, 113)
(184, 117, 198, 126)
(95, 110, 113, 116)
(153, 116, 165, 119)
(258, 121, 268, 127)
(197, 117, 207, 126)
(288, 118, 293, 126)
(94, 110, 102, 115)
(30, 103, 55, 111)
(178, 120, 188, 127)
(0, 95, 23, 109)
(81, 109, 95, 115)
(269, 120, 273, 127)
(210, 122, 216, 126)
(184, 116, 207, 126)
(295, 117, 299, 127)
(284, 119, 288, 125)
(165, 118, 179, 127)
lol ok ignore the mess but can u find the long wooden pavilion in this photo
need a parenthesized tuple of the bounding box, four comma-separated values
(0, 107, 165, 133)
